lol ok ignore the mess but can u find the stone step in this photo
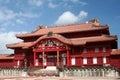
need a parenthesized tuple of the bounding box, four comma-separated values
(28, 66, 59, 77)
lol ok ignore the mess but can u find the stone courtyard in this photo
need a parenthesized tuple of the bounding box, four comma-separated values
(0, 77, 120, 80)
(0, 66, 120, 80)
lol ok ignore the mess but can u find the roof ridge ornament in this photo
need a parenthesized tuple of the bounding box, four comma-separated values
(47, 31, 53, 37)
(89, 18, 100, 26)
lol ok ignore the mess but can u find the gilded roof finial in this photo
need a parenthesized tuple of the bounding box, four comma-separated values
(89, 18, 100, 26)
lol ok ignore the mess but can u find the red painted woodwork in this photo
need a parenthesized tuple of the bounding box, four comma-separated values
(0, 60, 14, 68)
(47, 58, 57, 66)
(0, 22, 120, 69)
(110, 55, 120, 68)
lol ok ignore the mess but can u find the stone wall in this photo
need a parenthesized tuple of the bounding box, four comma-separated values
(63, 66, 120, 77)
(0, 66, 119, 77)
(0, 68, 27, 76)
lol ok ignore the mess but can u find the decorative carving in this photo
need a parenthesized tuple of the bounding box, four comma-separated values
(45, 40, 57, 46)
(89, 18, 99, 23)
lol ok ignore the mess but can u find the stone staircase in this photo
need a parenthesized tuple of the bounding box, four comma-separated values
(28, 66, 59, 77)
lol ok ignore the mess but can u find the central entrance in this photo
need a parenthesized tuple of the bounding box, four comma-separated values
(47, 52, 57, 66)
(34, 49, 69, 68)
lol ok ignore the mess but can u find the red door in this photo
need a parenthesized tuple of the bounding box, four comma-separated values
(47, 58, 57, 66)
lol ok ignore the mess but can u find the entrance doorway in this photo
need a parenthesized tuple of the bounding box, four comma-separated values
(47, 58, 57, 66)
(47, 52, 57, 66)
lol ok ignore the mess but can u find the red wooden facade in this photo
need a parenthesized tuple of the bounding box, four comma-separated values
(0, 19, 120, 69)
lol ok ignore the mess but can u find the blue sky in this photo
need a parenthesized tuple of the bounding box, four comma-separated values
(0, 0, 120, 53)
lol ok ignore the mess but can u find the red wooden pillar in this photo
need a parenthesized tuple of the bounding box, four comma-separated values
(42, 51, 45, 68)
(67, 50, 70, 66)
(34, 51, 36, 67)
(57, 50, 59, 67)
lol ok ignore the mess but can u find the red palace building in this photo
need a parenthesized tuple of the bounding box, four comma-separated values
(0, 19, 120, 70)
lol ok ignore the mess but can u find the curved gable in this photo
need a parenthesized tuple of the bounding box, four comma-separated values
(30, 34, 72, 48)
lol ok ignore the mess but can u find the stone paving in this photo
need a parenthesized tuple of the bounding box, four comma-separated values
(0, 77, 120, 80)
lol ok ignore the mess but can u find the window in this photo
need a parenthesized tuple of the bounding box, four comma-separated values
(83, 48, 87, 53)
(63, 57, 66, 65)
(93, 57, 97, 64)
(17, 60, 20, 66)
(71, 57, 75, 65)
(83, 58, 87, 64)
(103, 57, 107, 64)
(95, 48, 99, 53)
(103, 47, 106, 52)
(44, 58, 47, 66)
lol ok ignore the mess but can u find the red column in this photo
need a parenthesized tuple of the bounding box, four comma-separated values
(42, 52, 45, 68)
(34, 51, 36, 67)
(67, 50, 70, 66)
(57, 50, 59, 67)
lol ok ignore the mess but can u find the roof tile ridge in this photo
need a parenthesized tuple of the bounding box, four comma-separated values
(102, 34, 118, 38)
(92, 25, 109, 29)
(48, 23, 86, 28)
(0, 53, 14, 55)
(16, 32, 33, 38)
(7, 41, 24, 45)
(32, 23, 88, 33)
(6, 41, 33, 48)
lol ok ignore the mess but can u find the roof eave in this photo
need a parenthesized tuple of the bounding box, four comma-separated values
(16, 26, 109, 38)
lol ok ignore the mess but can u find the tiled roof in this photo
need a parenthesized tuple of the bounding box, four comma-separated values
(0, 54, 14, 60)
(70, 35, 117, 45)
(6, 34, 117, 49)
(6, 42, 33, 49)
(16, 23, 109, 38)
(111, 49, 120, 55)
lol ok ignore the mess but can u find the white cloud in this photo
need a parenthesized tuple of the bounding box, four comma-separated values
(63, 0, 87, 6)
(17, 12, 39, 18)
(0, 32, 24, 54)
(71, 0, 87, 5)
(55, 11, 88, 25)
(28, 0, 43, 7)
(0, 21, 15, 32)
(48, 2, 58, 8)
(16, 19, 24, 24)
(0, 8, 16, 22)
(0, 8, 39, 22)
(78, 11, 88, 20)
(0, 8, 40, 31)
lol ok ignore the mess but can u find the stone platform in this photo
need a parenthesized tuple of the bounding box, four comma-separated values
(0, 66, 119, 77)
(0, 77, 120, 80)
